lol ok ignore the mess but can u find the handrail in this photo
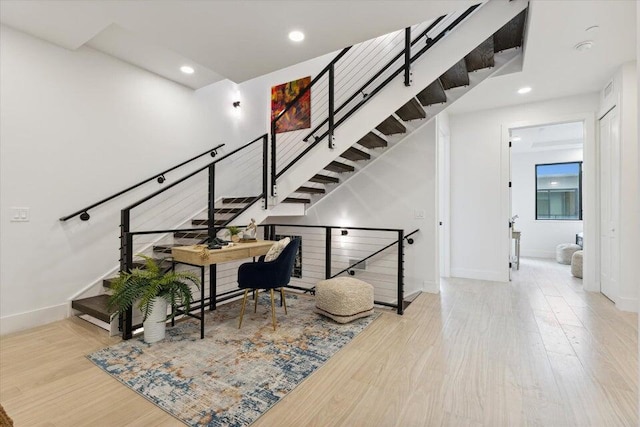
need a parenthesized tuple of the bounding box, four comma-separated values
(60, 143, 225, 221)
(301, 15, 447, 143)
(272, 3, 481, 182)
(123, 135, 265, 211)
(331, 228, 419, 278)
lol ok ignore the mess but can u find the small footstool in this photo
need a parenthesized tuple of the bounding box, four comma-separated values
(556, 243, 581, 265)
(571, 250, 583, 278)
(314, 277, 374, 323)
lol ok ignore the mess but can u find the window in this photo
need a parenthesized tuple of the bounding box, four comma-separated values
(535, 162, 582, 220)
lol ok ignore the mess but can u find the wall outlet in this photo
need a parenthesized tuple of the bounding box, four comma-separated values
(10, 207, 30, 222)
(414, 209, 425, 219)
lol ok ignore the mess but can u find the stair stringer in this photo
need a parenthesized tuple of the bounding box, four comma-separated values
(272, 0, 528, 207)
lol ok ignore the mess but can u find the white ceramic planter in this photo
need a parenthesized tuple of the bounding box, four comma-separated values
(143, 297, 167, 343)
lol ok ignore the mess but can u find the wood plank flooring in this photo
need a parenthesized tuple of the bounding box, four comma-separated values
(0, 257, 636, 426)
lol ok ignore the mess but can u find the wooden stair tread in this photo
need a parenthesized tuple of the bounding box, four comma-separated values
(174, 231, 217, 239)
(341, 147, 370, 161)
(283, 197, 311, 204)
(439, 59, 470, 90)
(376, 116, 406, 135)
(465, 37, 495, 72)
(296, 186, 326, 194)
(309, 174, 340, 184)
(192, 219, 228, 226)
(324, 161, 355, 173)
(395, 98, 427, 121)
(417, 80, 447, 106)
(494, 10, 526, 53)
(72, 295, 114, 323)
(153, 244, 183, 254)
(222, 196, 259, 204)
(357, 132, 387, 149)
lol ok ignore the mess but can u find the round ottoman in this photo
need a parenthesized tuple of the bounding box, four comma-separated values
(571, 250, 583, 278)
(556, 243, 581, 265)
(314, 277, 374, 324)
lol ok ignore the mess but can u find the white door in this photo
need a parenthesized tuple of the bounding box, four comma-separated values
(599, 107, 620, 301)
(437, 123, 450, 278)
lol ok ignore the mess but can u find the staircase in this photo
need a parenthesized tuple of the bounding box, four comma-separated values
(70, 0, 528, 333)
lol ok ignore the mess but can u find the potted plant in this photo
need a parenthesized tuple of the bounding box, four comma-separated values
(227, 226, 241, 242)
(108, 255, 200, 343)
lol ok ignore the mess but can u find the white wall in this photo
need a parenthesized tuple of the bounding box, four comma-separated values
(449, 93, 599, 282)
(512, 148, 583, 258)
(266, 119, 438, 296)
(0, 26, 250, 334)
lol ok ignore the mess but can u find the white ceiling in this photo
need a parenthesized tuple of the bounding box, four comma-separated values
(448, 0, 637, 114)
(511, 121, 584, 153)
(0, 0, 635, 104)
(0, 0, 475, 89)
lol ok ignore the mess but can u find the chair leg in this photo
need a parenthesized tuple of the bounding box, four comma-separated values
(238, 289, 249, 329)
(281, 288, 288, 315)
(270, 289, 276, 331)
(254, 289, 259, 313)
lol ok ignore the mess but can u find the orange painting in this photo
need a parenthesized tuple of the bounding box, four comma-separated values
(271, 76, 311, 134)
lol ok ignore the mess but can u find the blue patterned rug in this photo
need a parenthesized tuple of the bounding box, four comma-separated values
(88, 293, 379, 426)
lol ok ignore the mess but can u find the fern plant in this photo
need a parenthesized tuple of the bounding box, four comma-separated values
(108, 255, 201, 322)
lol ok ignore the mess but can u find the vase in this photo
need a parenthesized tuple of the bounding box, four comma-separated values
(143, 296, 168, 343)
(231, 235, 240, 243)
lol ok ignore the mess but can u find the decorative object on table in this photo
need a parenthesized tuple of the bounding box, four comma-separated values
(555, 243, 581, 265)
(227, 225, 241, 243)
(275, 233, 302, 278)
(271, 76, 311, 134)
(510, 214, 519, 229)
(88, 293, 379, 427)
(108, 255, 200, 343)
(571, 250, 584, 278)
(242, 218, 257, 240)
(314, 276, 374, 324)
(237, 238, 300, 330)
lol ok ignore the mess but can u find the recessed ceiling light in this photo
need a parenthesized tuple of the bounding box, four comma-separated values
(517, 87, 532, 94)
(288, 30, 305, 42)
(512, 136, 521, 141)
(574, 40, 594, 52)
(180, 65, 195, 74)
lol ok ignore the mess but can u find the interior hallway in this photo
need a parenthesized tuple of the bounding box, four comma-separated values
(0, 258, 637, 426)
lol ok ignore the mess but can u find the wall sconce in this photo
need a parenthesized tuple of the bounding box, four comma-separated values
(341, 229, 349, 236)
(233, 101, 241, 108)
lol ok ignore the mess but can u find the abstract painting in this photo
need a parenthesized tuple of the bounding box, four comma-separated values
(271, 76, 311, 134)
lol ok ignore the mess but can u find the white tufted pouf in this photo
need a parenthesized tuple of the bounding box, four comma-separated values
(556, 243, 581, 265)
(571, 250, 583, 278)
(314, 277, 374, 324)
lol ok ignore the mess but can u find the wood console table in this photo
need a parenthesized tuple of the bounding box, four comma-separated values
(512, 231, 521, 270)
(171, 240, 274, 338)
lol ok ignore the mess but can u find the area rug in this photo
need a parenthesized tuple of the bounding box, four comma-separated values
(88, 293, 379, 426)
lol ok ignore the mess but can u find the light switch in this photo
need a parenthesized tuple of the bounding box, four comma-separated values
(414, 209, 425, 219)
(10, 207, 30, 222)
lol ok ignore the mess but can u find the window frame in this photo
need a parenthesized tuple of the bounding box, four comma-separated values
(535, 161, 583, 221)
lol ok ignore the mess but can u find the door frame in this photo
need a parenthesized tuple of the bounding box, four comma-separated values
(501, 111, 598, 291)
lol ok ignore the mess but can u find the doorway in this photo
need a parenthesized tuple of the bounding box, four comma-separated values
(508, 121, 586, 278)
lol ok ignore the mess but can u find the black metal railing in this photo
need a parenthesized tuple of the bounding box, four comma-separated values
(119, 222, 419, 339)
(60, 143, 225, 222)
(269, 3, 481, 193)
(119, 134, 267, 273)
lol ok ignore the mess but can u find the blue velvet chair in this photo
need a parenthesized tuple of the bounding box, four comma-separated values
(237, 238, 301, 330)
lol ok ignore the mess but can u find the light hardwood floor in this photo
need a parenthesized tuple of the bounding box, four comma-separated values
(1, 258, 637, 426)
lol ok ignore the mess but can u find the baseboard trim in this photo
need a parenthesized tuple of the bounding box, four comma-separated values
(615, 296, 638, 313)
(422, 280, 440, 294)
(450, 268, 507, 282)
(0, 303, 69, 336)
